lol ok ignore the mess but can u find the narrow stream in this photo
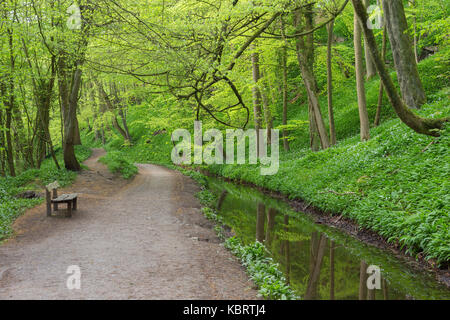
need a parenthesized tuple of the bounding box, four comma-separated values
(207, 176, 450, 300)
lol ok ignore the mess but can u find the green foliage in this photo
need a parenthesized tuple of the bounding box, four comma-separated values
(197, 190, 217, 207)
(99, 151, 138, 179)
(409, 0, 450, 48)
(177, 168, 209, 187)
(225, 237, 298, 300)
(418, 47, 450, 94)
(202, 207, 222, 223)
(0, 145, 91, 241)
(0, 195, 40, 243)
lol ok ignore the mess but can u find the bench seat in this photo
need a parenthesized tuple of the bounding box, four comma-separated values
(51, 193, 78, 203)
(47, 192, 78, 217)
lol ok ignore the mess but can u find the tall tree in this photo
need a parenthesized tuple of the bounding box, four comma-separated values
(326, 19, 337, 145)
(3, 26, 16, 176)
(111, 82, 131, 142)
(354, 4, 370, 141)
(260, 75, 273, 144)
(359, 260, 368, 300)
(382, 0, 426, 109)
(305, 232, 327, 300)
(21, 38, 59, 169)
(293, 6, 330, 151)
(58, 53, 83, 171)
(374, 24, 388, 126)
(251, 46, 263, 154)
(0, 96, 5, 176)
(329, 240, 335, 300)
(280, 17, 290, 151)
(56, 1, 92, 170)
(96, 80, 131, 144)
(284, 214, 291, 284)
(265, 208, 277, 246)
(352, 0, 447, 137)
(256, 203, 265, 243)
(363, 0, 377, 79)
(410, 0, 419, 64)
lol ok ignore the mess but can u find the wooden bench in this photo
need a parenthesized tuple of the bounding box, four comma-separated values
(45, 182, 78, 218)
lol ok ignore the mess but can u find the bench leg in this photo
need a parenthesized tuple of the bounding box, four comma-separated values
(53, 189, 58, 211)
(66, 202, 72, 218)
(46, 190, 52, 217)
(73, 198, 77, 211)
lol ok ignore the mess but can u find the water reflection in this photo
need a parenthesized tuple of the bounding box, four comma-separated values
(207, 176, 450, 300)
(260, 201, 398, 300)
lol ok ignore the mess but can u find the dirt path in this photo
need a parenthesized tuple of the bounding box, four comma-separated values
(0, 149, 258, 300)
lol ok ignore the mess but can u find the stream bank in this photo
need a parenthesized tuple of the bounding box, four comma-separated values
(203, 175, 450, 299)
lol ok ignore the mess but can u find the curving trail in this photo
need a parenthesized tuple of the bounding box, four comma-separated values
(0, 149, 257, 300)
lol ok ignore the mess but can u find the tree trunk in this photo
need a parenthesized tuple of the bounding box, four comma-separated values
(118, 107, 131, 142)
(216, 190, 228, 211)
(368, 285, 376, 300)
(374, 25, 388, 126)
(73, 116, 82, 146)
(382, 0, 426, 109)
(5, 100, 15, 176)
(352, 0, 447, 137)
(0, 103, 5, 176)
(363, 0, 377, 79)
(22, 36, 58, 169)
(265, 208, 277, 246)
(251, 46, 263, 155)
(359, 260, 368, 300)
(305, 233, 327, 300)
(112, 116, 129, 141)
(284, 214, 291, 284)
(66, 68, 83, 170)
(327, 19, 336, 145)
(260, 79, 273, 144)
(55, 3, 91, 170)
(280, 18, 290, 151)
(101, 125, 106, 145)
(12, 101, 23, 169)
(35, 78, 56, 168)
(58, 55, 82, 171)
(411, 0, 419, 64)
(89, 80, 102, 142)
(307, 103, 321, 151)
(96, 80, 131, 144)
(256, 203, 265, 243)
(112, 83, 131, 141)
(330, 240, 335, 300)
(293, 8, 330, 151)
(5, 28, 16, 176)
(354, 5, 370, 141)
(382, 277, 389, 300)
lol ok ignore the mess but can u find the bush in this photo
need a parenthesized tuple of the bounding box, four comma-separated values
(99, 151, 138, 179)
(225, 237, 299, 300)
(0, 145, 92, 241)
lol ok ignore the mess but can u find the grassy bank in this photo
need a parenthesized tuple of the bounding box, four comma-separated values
(207, 104, 450, 265)
(0, 146, 92, 241)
